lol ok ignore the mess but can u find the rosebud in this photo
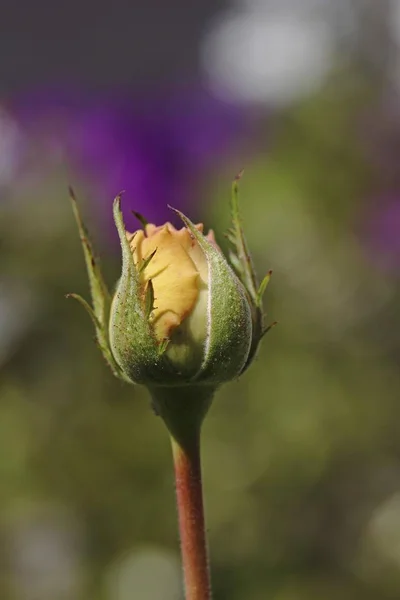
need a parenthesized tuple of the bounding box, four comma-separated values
(68, 176, 274, 416)
(109, 198, 253, 386)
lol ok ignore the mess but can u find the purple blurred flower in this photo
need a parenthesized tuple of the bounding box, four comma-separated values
(10, 86, 251, 233)
(364, 194, 400, 273)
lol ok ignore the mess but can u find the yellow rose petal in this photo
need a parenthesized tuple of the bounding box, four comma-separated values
(131, 225, 199, 341)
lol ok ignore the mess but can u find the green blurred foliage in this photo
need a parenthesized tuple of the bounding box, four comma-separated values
(1, 77, 400, 599)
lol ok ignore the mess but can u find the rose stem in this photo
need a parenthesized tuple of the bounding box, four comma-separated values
(150, 386, 214, 600)
(171, 428, 211, 600)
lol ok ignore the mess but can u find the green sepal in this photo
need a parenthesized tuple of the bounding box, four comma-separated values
(226, 174, 274, 373)
(69, 187, 110, 327)
(170, 207, 252, 384)
(109, 196, 178, 384)
(68, 190, 129, 382)
(229, 173, 259, 304)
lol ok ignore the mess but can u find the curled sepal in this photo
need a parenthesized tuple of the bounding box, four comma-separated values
(109, 197, 176, 384)
(69, 188, 110, 325)
(170, 207, 252, 384)
(68, 190, 129, 381)
(229, 172, 259, 304)
(227, 174, 274, 373)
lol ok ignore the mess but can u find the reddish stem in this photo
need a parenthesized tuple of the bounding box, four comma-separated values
(171, 433, 211, 600)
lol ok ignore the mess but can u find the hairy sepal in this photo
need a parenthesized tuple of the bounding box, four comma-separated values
(171, 208, 252, 384)
(69, 189, 128, 381)
(110, 197, 184, 384)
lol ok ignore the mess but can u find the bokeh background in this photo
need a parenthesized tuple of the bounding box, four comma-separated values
(1, 1, 400, 598)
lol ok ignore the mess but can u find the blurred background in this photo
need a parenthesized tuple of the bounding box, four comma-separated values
(0, 0, 400, 598)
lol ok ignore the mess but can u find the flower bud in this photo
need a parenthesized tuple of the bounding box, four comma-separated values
(109, 198, 252, 386)
(68, 176, 273, 402)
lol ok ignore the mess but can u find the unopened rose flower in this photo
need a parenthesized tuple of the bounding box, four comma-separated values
(109, 200, 254, 388)
(69, 175, 273, 392)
